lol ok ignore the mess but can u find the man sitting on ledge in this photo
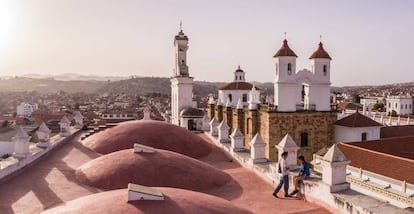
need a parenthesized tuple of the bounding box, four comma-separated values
(289, 155, 310, 197)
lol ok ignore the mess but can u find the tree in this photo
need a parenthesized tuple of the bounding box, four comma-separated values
(372, 103, 384, 111)
(2, 120, 8, 127)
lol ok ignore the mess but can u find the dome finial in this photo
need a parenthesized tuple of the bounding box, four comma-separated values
(284, 32, 287, 40)
(179, 20, 182, 32)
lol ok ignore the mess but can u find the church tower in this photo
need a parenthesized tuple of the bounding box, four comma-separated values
(171, 25, 193, 125)
(309, 41, 332, 111)
(234, 65, 246, 82)
(273, 39, 298, 112)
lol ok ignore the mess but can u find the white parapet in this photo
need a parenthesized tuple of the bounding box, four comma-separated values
(249, 133, 267, 163)
(133, 144, 156, 153)
(217, 121, 230, 143)
(127, 183, 164, 201)
(209, 118, 219, 136)
(275, 134, 299, 169)
(230, 128, 244, 152)
(321, 144, 351, 193)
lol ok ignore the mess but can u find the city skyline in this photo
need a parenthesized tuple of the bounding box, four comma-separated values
(0, 0, 414, 86)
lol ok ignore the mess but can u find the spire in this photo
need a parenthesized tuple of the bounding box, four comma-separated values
(309, 40, 332, 60)
(273, 38, 297, 58)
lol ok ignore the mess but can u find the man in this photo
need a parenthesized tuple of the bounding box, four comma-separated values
(289, 155, 310, 196)
(272, 152, 290, 198)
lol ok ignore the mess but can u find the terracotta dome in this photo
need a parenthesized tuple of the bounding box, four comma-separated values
(273, 39, 297, 57)
(82, 120, 212, 158)
(41, 188, 252, 214)
(75, 149, 231, 191)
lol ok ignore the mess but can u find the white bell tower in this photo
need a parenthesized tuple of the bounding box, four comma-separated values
(171, 24, 193, 125)
(274, 39, 298, 112)
(309, 41, 332, 111)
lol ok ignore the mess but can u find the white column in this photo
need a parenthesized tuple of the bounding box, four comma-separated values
(59, 116, 71, 137)
(217, 121, 230, 143)
(202, 114, 210, 132)
(73, 111, 84, 129)
(36, 122, 51, 148)
(321, 144, 351, 193)
(230, 128, 244, 152)
(249, 133, 267, 163)
(13, 126, 31, 158)
(275, 134, 299, 169)
(142, 107, 151, 120)
(209, 118, 219, 136)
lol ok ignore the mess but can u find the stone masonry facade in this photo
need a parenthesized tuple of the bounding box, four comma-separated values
(208, 104, 336, 162)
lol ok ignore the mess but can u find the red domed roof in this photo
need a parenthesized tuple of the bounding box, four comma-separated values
(273, 39, 297, 58)
(309, 42, 332, 60)
(82, 120, 212, 158)
(41, 188, 252, 214)
(75, 149, 231, 191)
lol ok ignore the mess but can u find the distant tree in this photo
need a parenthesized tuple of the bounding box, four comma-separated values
(353, 94, 361, 103)
(2, 120, 8, 127)
(372, 103, 384, 111)
(12, 112, 17, 117)
(75, 103, 80, 110)
(388, 110, 397, 117)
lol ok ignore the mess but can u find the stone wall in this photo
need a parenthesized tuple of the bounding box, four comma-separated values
(208, 104, 337, 161)
(264, 111, 337, 161)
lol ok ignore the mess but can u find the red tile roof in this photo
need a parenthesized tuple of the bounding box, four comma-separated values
(339, 143, 414, 184)
(309, 42, 332, 60)
(273, 39, 297, 57)
(335, 112, 382, 127)
(380, 125, 414, 139)
(219, 82, 259, 91)
(346, 136, 414, 160)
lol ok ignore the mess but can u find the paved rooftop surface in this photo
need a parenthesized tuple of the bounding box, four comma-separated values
(0, 131, 331, 214)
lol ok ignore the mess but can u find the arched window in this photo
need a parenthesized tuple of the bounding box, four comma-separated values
(300, 133, 308, 147)
(228, 94, 232, 102)
(323, 65, 327, 76)
(287, 63, 292, 75)
(361, 132, 367, 141)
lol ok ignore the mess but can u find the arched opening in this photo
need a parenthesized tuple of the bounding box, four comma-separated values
(300, 133, 308, 147)
(287, 63, 292, 75)
(323, 65, 327, 76)
(188, 119, 197, 130)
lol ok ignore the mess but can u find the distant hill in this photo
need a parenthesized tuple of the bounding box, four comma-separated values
(0, 75, 413, 97)
(0, 77, 106, 94)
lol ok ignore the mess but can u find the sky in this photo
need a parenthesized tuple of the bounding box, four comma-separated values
(0, 0, 413, 86)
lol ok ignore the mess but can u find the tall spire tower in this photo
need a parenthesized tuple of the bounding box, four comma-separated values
(171, 24, 193, 125)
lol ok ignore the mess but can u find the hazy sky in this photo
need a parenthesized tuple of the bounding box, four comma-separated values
(0, 0, 413, 86)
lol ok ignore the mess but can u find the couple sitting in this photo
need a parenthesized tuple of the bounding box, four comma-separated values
(272, 152, 310, 199)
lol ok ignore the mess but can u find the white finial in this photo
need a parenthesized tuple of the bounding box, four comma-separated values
(236, 98, 243, 109)
(208, 94, 215, 104)
(38, 122, 51, 134)
(284, 32, 287, 40)
(225, 98, 232, 107)
(143, 107, 151, 120)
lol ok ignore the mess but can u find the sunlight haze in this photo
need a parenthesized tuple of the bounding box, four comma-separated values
(0, 0, 413, 86)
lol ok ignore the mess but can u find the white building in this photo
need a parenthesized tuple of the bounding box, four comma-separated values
(274, 40, 331, 112)
(334, 112, 382, 143)
(218, 66, 259, 107)
(170, 26, 205, 130)
(16, 102, 38, 117)
(386, 96, 413, 115)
